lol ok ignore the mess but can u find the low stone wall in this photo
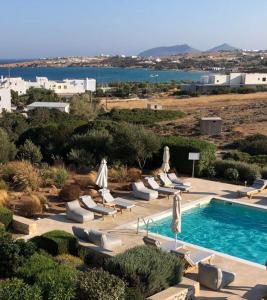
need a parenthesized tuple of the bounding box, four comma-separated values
(12, 215, 37, 235)
(149, 277, 199, 300)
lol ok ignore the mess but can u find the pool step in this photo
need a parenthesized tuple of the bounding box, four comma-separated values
(149, 277, 199, 300)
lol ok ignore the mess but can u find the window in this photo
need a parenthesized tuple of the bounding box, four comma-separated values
(64, 85, 67, 89)
(263, 78, 266, 82)
(58, 85, 61, 89)
(217, 80, 219, 83)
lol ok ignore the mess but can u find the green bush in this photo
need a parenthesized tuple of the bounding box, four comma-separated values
(104, 245, 184, 297)
(0, 230, 20, 278)
(54, 167, 69, 188)
(17, 139, 43, 164)
(54, 254, 84, 270)
(223, 150, 251, 163)
(125, 287, 146, 300)
(261, 167, 267, 179)
(0, 278, 42, 300)
(230, 134, 267, 155)
(150, 136, 216, 176)
(224, 168, 239, 182)
(35, 264, 78, 300)
(0, 128, 17, 163)
(213, 160, 260, 183)
(0, 206, 13, 229)
(76, 269, 125, 300)
(100, 108, 185, 125)
(31, 230, 79, 256)
(16, 253, 56, 283)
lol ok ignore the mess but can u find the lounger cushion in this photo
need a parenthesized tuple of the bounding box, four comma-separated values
(143, 236, 161, 248)
(198, 262, 222, 290)
(198, 262, 235, 290)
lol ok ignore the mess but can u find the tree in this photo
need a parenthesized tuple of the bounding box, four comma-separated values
(0, 128, 17, 163)
(20, 87, 59, 105)
(17, 139, 43, 163)
(70, 94, 100, 120)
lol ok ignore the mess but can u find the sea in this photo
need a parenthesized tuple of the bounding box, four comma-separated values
(0, 60, 205, 83)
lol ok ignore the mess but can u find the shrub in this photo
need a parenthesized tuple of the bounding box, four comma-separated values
(0, 128, 17, 163)
(104, 245, 184, 297)
(35, 264, 78, 300)
(0, 206, 13, 229)
(1, 161, 42, 191)
(224, 168, 239, 182)
(125, 287, 146, 300)
(16, 239, 37, 259)
(230, 134, 267, 156)
(0, 230, 20, 277)
(20, 194, 42, 217)
(149, 136, 216, 176)
(202, 165, 216, 178)
(213, 160, 260, 183)
(31, 230, 79, 256)
(0, 179, 8, 190)
(59, 184, 81, 202)
(16, 253, 56, 283)
(0, 278, 42, 300)
(109, 165, 128, 182)
(54, 167, 69, 188)
(76, 269, 125, 300)
(261, 167, 267, 179)
(0, 190, 9, 207)
(222, 150, 251, 163)
(17, 139, 43, 164)
(54, 254, 84, 270)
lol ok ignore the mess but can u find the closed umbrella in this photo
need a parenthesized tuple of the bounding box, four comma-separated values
(95, 159, 108, 189)
(161, 146, 170, 173)
(171, 192, 182, 248)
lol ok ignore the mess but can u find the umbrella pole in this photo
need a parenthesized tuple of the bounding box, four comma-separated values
(175, 233, 177, 249)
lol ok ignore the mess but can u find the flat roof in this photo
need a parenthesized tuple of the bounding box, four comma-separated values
(27, 102, 69, 108)
(201, 117, 222, 121)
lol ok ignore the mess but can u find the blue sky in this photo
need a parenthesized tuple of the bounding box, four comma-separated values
(1, 0, 267, 58)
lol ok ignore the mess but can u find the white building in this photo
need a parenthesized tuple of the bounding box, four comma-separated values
(0, 76, 96, 95)
(200, 72, 267, 87)
(27, 102, 70, 113)
(0, 87, 11, 113)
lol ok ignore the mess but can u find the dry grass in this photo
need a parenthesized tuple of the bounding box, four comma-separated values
(20, 194, 42, 217)
(0, 190, 9, 207)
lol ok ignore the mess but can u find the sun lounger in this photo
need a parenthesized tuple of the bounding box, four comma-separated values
(143, 236, 184, 250)
(198, 262, 236, 291)
(144, 177, 178, 197)
(171, 247, 214, 271)
(237, 179, 267, 199)
(66, 200, 94, 223)
(72, 226, 122, 250)
(132, 182, 158, 200)
(99, 188, 136, 211)
(80, 195, 117, 218)
(168, 173, 192, 187)
(159, 173, 191, 192)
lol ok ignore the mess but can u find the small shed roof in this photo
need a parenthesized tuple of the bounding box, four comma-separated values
(27, 102, 69, 108)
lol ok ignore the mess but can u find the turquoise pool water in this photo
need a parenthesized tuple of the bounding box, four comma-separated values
(148, 199, 267, 265)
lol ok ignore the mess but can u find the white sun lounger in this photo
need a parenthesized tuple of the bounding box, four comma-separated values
(168, 173, 192, 187)
(66, 200, 94, 223)
(159, 173, 191, 192)
(144, 177, 178, 197)
(80, 195, 117, 218)
(237, 179, 267, 199)
(132, 182, 158, 200)
(99, 188, 136, 211)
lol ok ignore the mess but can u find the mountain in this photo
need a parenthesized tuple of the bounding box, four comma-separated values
(207, 43, 239, 52)
(138, 44, 200, 57)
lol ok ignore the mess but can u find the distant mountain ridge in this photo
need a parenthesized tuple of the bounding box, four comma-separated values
(139, 43, 239, 57)
(138, 44, 200, 57)
(207, 43, 239, 52)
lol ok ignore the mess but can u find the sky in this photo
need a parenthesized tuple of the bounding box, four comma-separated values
(1, 0, 267, 58)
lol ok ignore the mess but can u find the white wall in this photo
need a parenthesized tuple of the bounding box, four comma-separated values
(229, 73, 244, 86)
(244, 73, 267, 85)
(0, 88, 11, 113)
(209, 74, 229, 85)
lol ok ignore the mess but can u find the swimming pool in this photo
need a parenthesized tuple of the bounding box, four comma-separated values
(147, 199, 267, 265)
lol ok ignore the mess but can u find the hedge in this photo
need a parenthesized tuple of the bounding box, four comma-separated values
(0, 278, 42, 300)
(213, 160, 260, 183)
(0, 206, 13, 229)
(76, 269, 126, 300)
(148, 136, 216, 176)
(31, 230, 79, 256)
(104, 245, 184, 297)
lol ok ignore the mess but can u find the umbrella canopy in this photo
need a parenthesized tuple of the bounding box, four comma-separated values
(95, 159, 108, 189)
(161, 146, 170, 173)
(171, 193, 182, 235)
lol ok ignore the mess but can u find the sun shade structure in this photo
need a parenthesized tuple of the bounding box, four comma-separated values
(161, 146, 170, 173)
(95, 159, 108, 189)
(171, 193, 182, 248)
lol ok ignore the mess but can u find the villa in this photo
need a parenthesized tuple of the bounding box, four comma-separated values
(0, 76, 96, 95)
(0, 86, 11, 113)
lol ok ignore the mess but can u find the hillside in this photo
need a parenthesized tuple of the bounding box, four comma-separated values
(138, 44, 200, 57)
(207, 43, 239, 52)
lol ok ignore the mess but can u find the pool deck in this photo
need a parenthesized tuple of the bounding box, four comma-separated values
(24, 178, 267, 299)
